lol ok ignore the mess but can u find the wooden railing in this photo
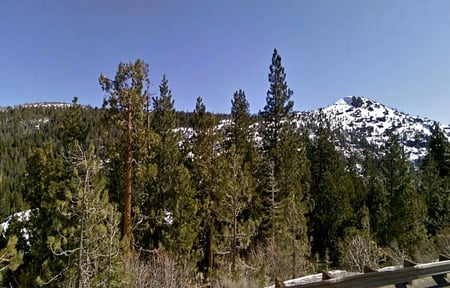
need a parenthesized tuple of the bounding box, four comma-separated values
(277, 255, 450, 288)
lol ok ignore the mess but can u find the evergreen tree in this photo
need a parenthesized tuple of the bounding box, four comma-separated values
(0, 228, 23, 285)
(149, 75, 200, 258)
(47, 144, 124, 287)
(427, 124, 450, 178)
(19, 142, 67, 287)
(187, 97, 222, 274)
(99, 59, 157, 252)
(217, 144, 257, 273)
(257, 49, 311, 277)
(274, 124, 311, 279)
(307, 115, 353, 265)
(420, 124, 450, 234)
(60, 97, 88, 149)
(151, 75, 176, 134)
(228, 90, 253, 154)
(381, 134, 427, 255)
(224, 89, 261, 270)
(362, 149, 388, 245)
(259, 48, 294, 165)
(258, 48, 296, 239)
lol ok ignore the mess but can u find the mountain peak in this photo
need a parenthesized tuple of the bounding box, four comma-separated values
(334, 96, 372, 107)
(298, 96, 450, 164)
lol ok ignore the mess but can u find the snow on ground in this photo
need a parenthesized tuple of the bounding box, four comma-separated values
(1, 210, 31, 240)
(265, 270, 357, 288)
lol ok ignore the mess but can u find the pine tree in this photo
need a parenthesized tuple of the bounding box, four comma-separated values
(381, 134, 427, 255)
(258, 48, 296, 239)
(149, 75, 200, 258)
(222, 89, 262, 273)
(362, 149, 389, 245)
(307, 115, 353, 264)
(420, 124, 450, 234)
(188, 97, 222, 274)
(228, 90, 252, 154)
(151, 75, 176, 135)
(274, 124, 311, 279)
(60, 97, 88, 149)
(257, 49, 312, 277)
(217, 144, 257, 273)
(47, 144, 124, 287)
(259, 48, 294, 165)
(0, 228, 23, 285)
(427, 124, 450, 178)
(19, 142, 67, 286)
(99, 59, 157, 252)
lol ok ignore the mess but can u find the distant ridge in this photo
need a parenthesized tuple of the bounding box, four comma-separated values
(0, 102, 73, 109)
(20, 102, 72, 108)
(2, 96, 449, 164)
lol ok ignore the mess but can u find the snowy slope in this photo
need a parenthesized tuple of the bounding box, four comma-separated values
(296, 96, 450, 163)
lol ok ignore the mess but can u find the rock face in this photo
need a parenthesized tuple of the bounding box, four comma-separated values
(295, 96, 450, 164)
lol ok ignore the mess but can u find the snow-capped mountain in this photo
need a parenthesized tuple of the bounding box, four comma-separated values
(297, 96, 450, 163)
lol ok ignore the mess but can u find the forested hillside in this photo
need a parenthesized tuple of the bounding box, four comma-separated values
(1, 50, 450, 287)
(0, 103, 103, 219)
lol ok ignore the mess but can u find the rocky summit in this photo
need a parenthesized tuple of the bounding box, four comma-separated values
(296, 96, 450, 164)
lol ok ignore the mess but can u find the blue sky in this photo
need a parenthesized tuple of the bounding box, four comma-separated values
(1, 1, 450, 123)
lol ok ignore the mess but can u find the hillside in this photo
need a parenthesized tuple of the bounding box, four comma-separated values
(297, 96, 450, 163)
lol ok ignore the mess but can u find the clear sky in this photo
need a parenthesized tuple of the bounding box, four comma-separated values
(1, 1, 450, 123)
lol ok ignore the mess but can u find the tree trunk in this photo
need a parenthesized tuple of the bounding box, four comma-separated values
(232, 212, 237, 273)
(124, 102, 132, 252)
(208, 224, 214, 271)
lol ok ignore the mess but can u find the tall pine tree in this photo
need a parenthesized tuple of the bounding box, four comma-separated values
(227, 89, 261, 265)
(258, 49, 311, 277)
(99, 59, 157, 252)
(259, 49, 296, 239)
(260, 48, 294, 165)
(149, 75, 200, 258)
(188, 97, 222, 274)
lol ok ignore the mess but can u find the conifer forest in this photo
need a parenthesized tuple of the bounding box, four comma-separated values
(2, 49, 450, 287)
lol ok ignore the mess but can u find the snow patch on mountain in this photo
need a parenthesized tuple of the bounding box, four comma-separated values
(299, 96, 450, 163)
(21, 102, 72, 109)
